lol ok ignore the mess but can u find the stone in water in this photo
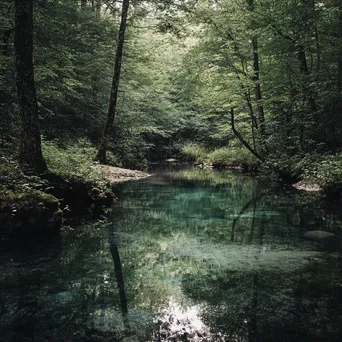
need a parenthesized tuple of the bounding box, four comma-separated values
(304, 230, 335, 241)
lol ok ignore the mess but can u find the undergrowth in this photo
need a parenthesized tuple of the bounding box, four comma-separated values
(180, 142, 260, 170)
(42, 138, 106, 186)
(180, 143, 210, 163)
(208, 147, 259, 170)
(300, 153, 342, 193)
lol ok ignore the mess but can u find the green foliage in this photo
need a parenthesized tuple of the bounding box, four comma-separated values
(302, 154, 342, 193)
(180, 142, 260, 170)
(112, 131, 148, 170)
(1, 0, 342, 194)
(208, 147, 260, 170)
(0, 160, 49, 193)
(180, 143, 209, 162)
(0, 188, 58, 212)
(42, 139, 105, 185)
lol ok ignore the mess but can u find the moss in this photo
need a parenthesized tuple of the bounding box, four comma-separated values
(0, 188, 62, 238)
(0, 189, 58, 211)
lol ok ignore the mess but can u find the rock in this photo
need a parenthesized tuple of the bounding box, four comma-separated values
(293, 181, 321, 192)
(90, 187, 114, 206)
(304, 230, 335, 241)
(166, 158, 178, 163)
(194, 162, 213, 169)
(0, 190, 63, 238)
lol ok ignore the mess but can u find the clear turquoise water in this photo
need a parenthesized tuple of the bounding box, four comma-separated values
(1, 165, 342, 341)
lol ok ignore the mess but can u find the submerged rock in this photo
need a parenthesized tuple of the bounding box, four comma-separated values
(303, 230, 335, 241)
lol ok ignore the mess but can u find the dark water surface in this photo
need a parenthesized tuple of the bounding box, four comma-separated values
(1, 165, 342, 341)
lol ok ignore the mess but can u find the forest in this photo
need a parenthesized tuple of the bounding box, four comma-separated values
(1, 0, 342, 190)
(1, 1, 342, 341)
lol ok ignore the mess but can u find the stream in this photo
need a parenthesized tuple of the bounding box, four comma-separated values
(1, 165, 342, 341)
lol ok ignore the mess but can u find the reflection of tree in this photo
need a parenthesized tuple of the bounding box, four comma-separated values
(0, 236, 62, 340)
(231, 192, 266, 242)
(108, 224, 130, 331)
(113, 168, 342, 341)
(249, 212, 265, 342)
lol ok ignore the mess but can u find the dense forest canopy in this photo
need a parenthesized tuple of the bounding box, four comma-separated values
(0, 0, 342, 188)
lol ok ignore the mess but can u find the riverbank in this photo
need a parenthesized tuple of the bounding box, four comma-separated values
(95, 165, 151, 183)
(179, 144, 342, 197)
(0, 160, 150, 239)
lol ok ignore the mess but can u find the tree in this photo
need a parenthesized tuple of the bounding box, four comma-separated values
(14, 0, 46, 173)
(248, 0, 265, 145)
(96, 0, 130, 162)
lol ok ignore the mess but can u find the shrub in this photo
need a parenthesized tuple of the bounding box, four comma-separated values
(0, 160, 48, 192)
(42, 138, 105, 185)
(208, 147, 260, 170)
(302, 153, 342, 193)
(180, 143, 210, 162)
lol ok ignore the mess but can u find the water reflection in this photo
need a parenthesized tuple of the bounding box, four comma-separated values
(108, 224, 130, 331)
(1, 166, 342, 341)
(0, 236, 62, 341)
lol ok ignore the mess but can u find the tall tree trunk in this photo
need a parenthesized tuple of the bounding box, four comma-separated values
(298, 44, 309, 74)
(252, 38, 265, 132)
(14, 0, 47, 173)
(96, 0, 130, 162)
(248, 0, 266, 143)
(95, 0, 101, 18)
(298, 43, 317, 120)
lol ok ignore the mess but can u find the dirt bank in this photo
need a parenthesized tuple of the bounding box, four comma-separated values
(95, 165, 151, 183)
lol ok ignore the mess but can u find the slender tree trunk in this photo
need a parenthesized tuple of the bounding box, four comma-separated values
(248, 0, 266, 142)
(81, 0, 87, 9)
(96, 0, 130, 162)
(251, 38, 265, 133)
(298, 44, 317, 116)
(298, 44, 309, 74)
(95, 0, 101, 18)
(231, 108, 265, 162)
(227, 32, 259, 150)
(14, 0, 47, 173)
(2, 29, 12, 56)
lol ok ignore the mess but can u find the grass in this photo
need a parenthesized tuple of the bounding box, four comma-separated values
(180, 143, 210, 163)
(180, 142, 260, 170)
(208, 147, 259, 170)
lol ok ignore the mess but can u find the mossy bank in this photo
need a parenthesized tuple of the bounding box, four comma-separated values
(0, 190, 62, 238)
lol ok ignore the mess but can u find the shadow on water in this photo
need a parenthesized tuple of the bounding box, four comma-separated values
(0, 236, 62, 341)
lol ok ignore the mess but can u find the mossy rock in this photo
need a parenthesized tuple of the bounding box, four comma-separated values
(0, 189, 63, 238)
(90, 187, 115, 206)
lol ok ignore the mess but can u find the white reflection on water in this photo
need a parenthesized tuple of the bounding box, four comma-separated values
(150, 300, 243, 342)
